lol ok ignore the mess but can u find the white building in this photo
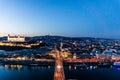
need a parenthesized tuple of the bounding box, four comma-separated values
(7, 34, 25, 42)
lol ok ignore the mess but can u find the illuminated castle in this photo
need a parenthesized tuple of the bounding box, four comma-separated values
(7, 34, 25, 42)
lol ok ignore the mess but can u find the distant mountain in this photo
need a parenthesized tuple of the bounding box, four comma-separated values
(0, 35, 118, 41)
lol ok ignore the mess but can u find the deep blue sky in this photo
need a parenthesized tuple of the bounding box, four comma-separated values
(0, 0, 120, 38)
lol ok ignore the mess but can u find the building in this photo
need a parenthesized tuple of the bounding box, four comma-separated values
(73, 53, 77, 59)
(7, 34, 25, 42)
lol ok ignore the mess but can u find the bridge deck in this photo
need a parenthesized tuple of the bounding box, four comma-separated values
(54, 50, 65, 80)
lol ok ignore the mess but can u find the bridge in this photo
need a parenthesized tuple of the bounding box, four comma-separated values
(54, 48, 65, 80)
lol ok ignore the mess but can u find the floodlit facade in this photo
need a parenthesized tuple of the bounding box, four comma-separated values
(7, 34, 25, 42)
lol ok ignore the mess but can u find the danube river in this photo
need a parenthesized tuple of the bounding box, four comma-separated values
(0, 65, 120, 80)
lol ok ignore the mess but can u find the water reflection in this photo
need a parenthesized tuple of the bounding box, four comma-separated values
(26, 65, 52, 71)
(74, 66, 77, 70)
(113, 67, 120, 71)
(0, 65, 54, 80)
(4, 64, 23, 70)
(66, 65, 119, 70)
(68, 65, 71, 70)
(3, 65, 53, 71)
(94, 66, 97, 69)
(117, 68, 120, 70)
(2, 64, 120, 71)
(48, 66, 51, 69)
(90, 66, 93, 70)
(0, 66, 3, 69)
(0, 65, 120, 80)
(111, 65, 113, 68)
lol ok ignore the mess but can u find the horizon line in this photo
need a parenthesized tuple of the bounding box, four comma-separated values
(0, 34, 119, 39)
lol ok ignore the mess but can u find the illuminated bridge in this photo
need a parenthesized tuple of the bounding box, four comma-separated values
(54, 49, 65, 80)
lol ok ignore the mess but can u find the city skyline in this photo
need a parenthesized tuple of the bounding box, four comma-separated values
(0, 0, 120, 38)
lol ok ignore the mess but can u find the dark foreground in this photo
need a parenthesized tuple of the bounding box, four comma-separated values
(0, 65, 120, 80)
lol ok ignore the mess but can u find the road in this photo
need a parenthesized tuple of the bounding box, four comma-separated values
(54, 50, 65, 80)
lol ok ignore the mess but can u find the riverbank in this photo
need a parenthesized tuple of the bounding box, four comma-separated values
(0, 60, 114, 67)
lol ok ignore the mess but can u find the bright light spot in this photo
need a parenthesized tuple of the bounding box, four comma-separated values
(57, 65, 61, 68)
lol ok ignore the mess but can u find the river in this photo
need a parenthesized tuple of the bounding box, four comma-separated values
(0, 65, 120, 80)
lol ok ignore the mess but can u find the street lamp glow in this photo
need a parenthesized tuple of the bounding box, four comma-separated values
(57, 65, 62, 69)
